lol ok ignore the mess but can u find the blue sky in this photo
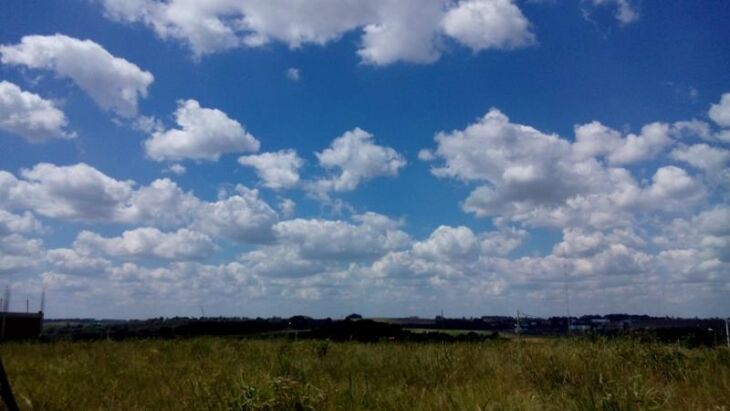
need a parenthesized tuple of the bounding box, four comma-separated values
(0, 0, 728, 319)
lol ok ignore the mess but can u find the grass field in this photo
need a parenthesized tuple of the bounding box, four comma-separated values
(0, 337, 728, 410)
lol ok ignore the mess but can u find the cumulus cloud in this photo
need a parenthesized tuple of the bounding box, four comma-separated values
(0, 209, 45, 236)
(356, 0, 445, 65)
(0, 233, 44, 274)
(441, 0, 535, 51)
(709, 92, 730, 128)
(0, 163, 201, 225)
(314, 128, 405, 193)
(278, 198, 296, 217)
(605, 122, 673, 165)
(273, 212, 410, 261)
(101, 0, 534, 64)
(193, 185, 278, 243)
(588, 0, 639, 25)
(74, 227, 216, 261)
(0, 163, 136, 221)
(670, 144, 730, 174)
(413, 225, 479, 261)
(0, 34, 153, 117)
(654, 207, 730, 284)
(0, 81, 73, 142)
(427, 108, 706, 229)
(572, 121, 673, 165)
(45, 248, 111, 277)
(166, 163, 186, 175)
(430, 109, 592, 219)
(239, 150, 303, 189)
(145, 99, 260, 161)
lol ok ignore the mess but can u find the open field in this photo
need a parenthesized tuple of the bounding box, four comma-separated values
(0, 338, 728, 410)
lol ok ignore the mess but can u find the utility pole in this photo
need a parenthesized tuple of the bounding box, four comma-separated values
(725, 318, 729, 349)
(516, 310, 521, 342)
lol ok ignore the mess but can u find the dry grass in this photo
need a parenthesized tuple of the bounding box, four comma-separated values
(0, 337, 728, 410)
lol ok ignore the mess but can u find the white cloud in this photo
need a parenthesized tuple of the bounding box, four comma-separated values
(286, 68, 300, 81)
(278, 198, 296, 217)
(590, 0, 639, 25)
(0, 209, 45, 236)
(481, 224, 527, 256)
(74, 227, 216, 261)
(193, 185, 278, 243)
(166, 163, 186, 175)
(45, 248, 111, 277)
(0, 163, 201, 225)
(357, 0, 445, 65)
(431, 109, 593, 218)
(654, 207, 730, 283)
(0, 209, 46, 275)
(239, 150, 303, 189)
(413, 225, 479, 261)
(101, 0, 534, 65)
(572, 121, 673, 165)
(0, 233, 44, 274)
(0, 163, 135, 221)
(428, 109, 705, 229)
(572, 121, 623, 161)
(0, 81, 72, 142)
(123, 178, 201, 226)
(605, 122, 672, 165)
(671, 120, 711, 140)
(273, 212, 410, 261)
(644, 166, 705, 207)
(554, 227, 645, 258)
(441, 0, 535, 51)
(417, 149, 436, 161)
(314, 127, 406, 192)
(670, 144, 730, 174)
(709, 92, 730, 128)
(235, 245, 327, 278)
(145, 99, 260, 161)
(0, 34, 153, 117)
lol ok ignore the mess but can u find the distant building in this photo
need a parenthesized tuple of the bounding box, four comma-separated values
(0, 312, 43, 340)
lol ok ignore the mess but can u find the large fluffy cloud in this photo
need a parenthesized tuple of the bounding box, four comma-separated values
(101, 0, 534, 64)
(0, 209, 45, 236)
(0, 81, 72, 142)
(239, 150, 303, 189)
(193, 185, 278, 243)
(572, 121, 673, 165)
(441, 0, 535, 51)
(74, 227, 216, 261)
(670, 144, 730, 174)
(0, 163, 284, 247)
(0, 163, 136, 221)
(425, 109, 706, 228)
(0, 163, 195, 225)
(145, 99, 260, 161)
(272, 212, 410, 261)
(314, 128, 406, 193)
(0, 34, 153, 117)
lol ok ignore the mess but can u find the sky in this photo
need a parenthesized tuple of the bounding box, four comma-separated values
(0, 0, 728, 319)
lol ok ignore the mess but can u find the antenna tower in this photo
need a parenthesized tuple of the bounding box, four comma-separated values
(3, 286, 10, 312)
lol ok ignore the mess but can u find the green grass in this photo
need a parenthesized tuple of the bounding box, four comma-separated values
(0, 338, 728, 410)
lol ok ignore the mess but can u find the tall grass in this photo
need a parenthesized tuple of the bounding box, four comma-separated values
(0, 337, 728, 410)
